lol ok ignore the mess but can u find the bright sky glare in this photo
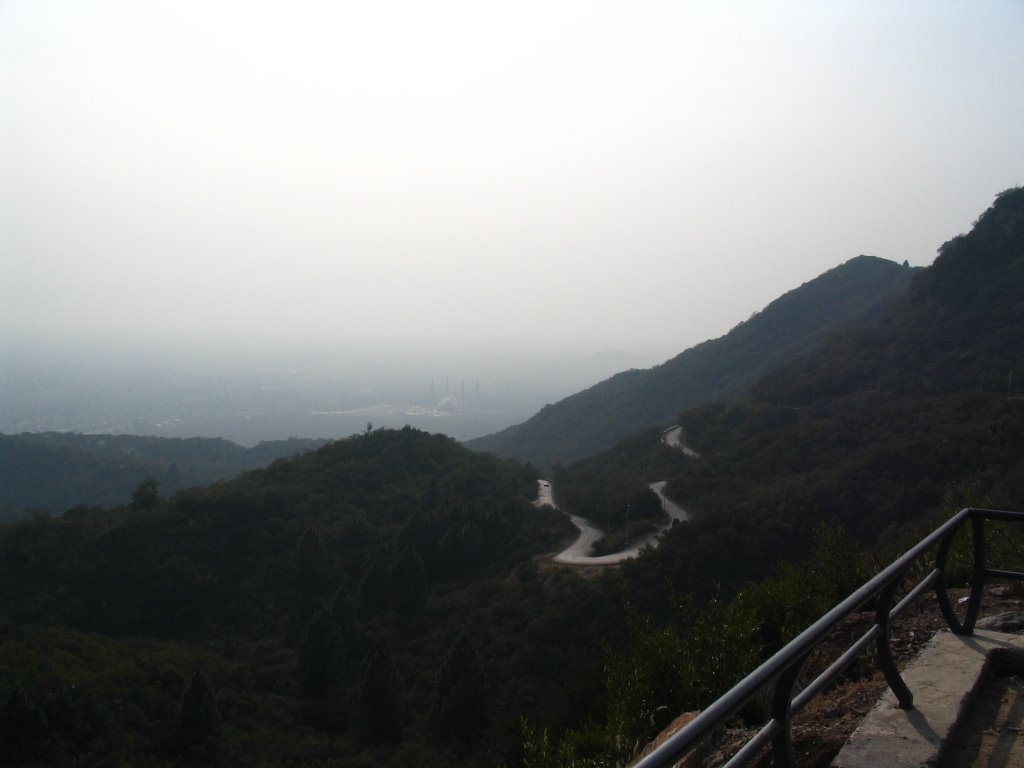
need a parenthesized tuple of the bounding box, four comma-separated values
(2, 1, 1023, 359)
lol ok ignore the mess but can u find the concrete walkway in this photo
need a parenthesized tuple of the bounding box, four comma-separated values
(833, 629, 1024, 768)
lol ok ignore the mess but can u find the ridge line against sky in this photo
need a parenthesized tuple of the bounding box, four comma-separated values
(2, 1, 1023, 358)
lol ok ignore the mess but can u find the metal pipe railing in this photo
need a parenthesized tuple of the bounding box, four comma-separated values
(632, 508, 1024, 768)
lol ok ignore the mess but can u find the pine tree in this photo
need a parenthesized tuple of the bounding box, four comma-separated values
(357, 641, 404, 744)
(422, 477, 443, 511)
(176, 670, 221, 749)
(328, 586, 357, 640)
(297, 606, 344, 699)
(435, 527, 465, 579)
(0, 687, 47, 763)
(130, 478, 160, 510)
(358, 551, 391, 613)
(389, 547, 426, 610)
(295, 528, 327, 590)
(430, 633, 487, 745)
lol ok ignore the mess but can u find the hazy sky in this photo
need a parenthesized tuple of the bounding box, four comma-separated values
(3, 1, 1023, 360)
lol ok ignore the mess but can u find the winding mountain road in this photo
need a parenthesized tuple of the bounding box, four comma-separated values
(649, 480, 690, 524)
(538, 430, 697, 565)
(537, 483, 609, 562)
(540, 480, 691, 565)
(662, 425, 700, 458)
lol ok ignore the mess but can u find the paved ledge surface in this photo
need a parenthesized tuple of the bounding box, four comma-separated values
(832, 629, 1024, 768)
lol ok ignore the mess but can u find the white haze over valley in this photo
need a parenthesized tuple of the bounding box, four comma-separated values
(0, 337, 646, 445)
(2, 1, 1023, 443)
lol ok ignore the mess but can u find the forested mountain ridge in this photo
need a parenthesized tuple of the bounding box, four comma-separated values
(2, 190, 1019, 768)
(0, 431, 328, 520)
(1, 428, 544, 639)
(749, 185, 1024, 404)
(519, 187, 1024, 768)
(557, 186, 1024, 604)
(0, 427, 618, 767)
(467, 255, 917, 468)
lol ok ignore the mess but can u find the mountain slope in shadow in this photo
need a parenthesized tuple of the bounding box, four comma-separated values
(468, 255, 917, 467)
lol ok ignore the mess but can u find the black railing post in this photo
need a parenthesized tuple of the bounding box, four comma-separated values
(875, 578, 914, 708)
(935, 522, 966, 634)
(935, 511, 986, 636)
(963, 514, 986, 634)
(770, 655, 808, 768)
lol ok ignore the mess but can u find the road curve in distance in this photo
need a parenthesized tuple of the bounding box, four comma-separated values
(662, 425, 701, 458)
(538, 480, 690, 566)
(649, 480, 690, 523)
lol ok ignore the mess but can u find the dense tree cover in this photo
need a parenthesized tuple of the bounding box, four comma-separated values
(647, 188, 1024, 602)
(176, 670, 222, 756)
(513, 188, 1024, 766)
(523, 527, 876, 767)
(0, 431, 328, 518)
(431, 633, 488, 747)
(0, 427, 625, 766)
(550, 188, 1024, 610)
(616, 392, 1023, 614)
(750, 186, 1024, 407)
(468, 255, 916, 468)
(550, 426, 681, 530)
(2, 189, 1020, 767)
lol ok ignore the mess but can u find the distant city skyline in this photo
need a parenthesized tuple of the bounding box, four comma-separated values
(2, 1, 1023, 357)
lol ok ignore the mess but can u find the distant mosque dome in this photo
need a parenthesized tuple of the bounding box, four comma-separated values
(435, 394, 462, 412)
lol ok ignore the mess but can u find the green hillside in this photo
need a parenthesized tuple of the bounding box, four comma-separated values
(0, 428, 618, 767)
(0, 432, 328, 519)
(556, 187, 1024, 601)
(1, 189, 1021, 768)
(751, 186, 1024, 403)
(660, 188, 1024, 584)
(519, 187, 1024, 767)
(467, 255, 917, 468)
